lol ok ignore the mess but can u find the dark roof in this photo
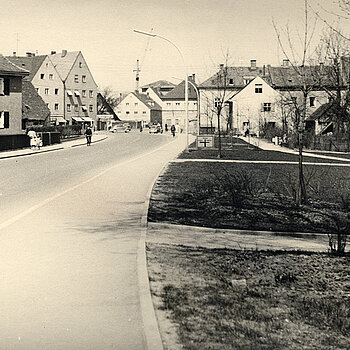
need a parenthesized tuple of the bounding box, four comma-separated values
(0, 55, 30, 76)
(22, 81, 50, 120)
(308, 101, 349, 122)
(133, 91, 162, 110)
(6, 55, 45, 80)
(162, 79, 198, 100)
(200, 66, 267, 88)
(97, 92, 119, 120)
(200, 63, 342, 89)
(140, 80, 175, 88)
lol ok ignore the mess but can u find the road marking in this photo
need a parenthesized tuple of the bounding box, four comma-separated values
(0, 138, 182, 231)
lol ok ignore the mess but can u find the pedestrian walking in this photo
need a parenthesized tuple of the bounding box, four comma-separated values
(84, 126, 93, 146)
(170, 124, 176, 137)
(36, 134, 43, 149)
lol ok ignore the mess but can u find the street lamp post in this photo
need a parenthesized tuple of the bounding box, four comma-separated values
(133, 29, 189, 152)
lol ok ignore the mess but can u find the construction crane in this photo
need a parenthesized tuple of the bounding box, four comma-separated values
(134, 28, 153, 90)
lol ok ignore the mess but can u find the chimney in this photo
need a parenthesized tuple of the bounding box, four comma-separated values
(250, 59, 257, 70)
(319, 62, 324, 71)
(51, 51, 56, 55)
(61, 49, 67, 57)
(192, 73, 196, 82)
(26, 52, 32, 57)
(12, 52, 16, 56)
(283, 59, 289, 67)
(219, 63, 224, 70)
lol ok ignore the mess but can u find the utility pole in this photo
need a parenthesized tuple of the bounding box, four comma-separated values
(133, 59, 140, 90)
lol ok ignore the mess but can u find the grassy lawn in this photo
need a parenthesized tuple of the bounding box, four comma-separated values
(147, 140, 350, 349)
(147, 244, 350, 350)
(149, 161, 350, 233)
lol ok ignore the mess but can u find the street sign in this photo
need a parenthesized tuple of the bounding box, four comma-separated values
(197, 135, 214, 148)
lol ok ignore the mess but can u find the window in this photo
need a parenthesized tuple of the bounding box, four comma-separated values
(310, 96, 315, 107)
(49, 74, 54, 80)
(40, 73, 45, 79)
(166, 102, 171, 106)
(54, 103, 59, 111)
(55, 88, 59, 95)
(0, 111, 9, 128)
(126, 102, 129, 106)
(0, 78, 10, 96)
(89, 90, 93, 98)
(36, 88, 39, 93)
(67, 104, 71, 112)
(229, 78, 234, 85)
(255, 84, 263, 93)
(134, 111, 138, 114)
(89, 105, 93, 112)
(82, 90, 86, 97)
(45, 88, 49, 95)
(134, 102, 138, 106)
(126, 111, 130, 114)
(74, 75, 79, 83)
(82, 105, 87, 111)
(214, 98, 220, 108)
(263, 102, 271, 112)
(79, 62, 83, 68)
(82, 75, 86, 83)
(74, 104, 79, 112)
(143, 111, 146, 114)
(175, 102, 180, 106)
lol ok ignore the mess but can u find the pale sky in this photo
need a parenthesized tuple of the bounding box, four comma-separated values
(1, 0, 349, 93)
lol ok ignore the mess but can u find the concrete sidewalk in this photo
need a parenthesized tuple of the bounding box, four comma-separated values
(0, 132, 108, 160)
(243, 136, 350, 162)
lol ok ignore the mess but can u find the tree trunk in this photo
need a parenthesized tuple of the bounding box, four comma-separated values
(217, 109, 222, 158)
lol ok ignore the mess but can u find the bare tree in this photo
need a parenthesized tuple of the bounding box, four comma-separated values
(273, 0, 318, 205)
(97, 86, 121, 115)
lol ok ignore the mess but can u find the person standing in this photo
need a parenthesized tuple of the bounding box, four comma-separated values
(27, 129, 37, 149)
(84, 126, 93, 146)
(170, 124, 176, 137)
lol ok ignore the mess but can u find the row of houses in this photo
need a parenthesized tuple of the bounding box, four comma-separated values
(0, 50, 98, 136)
(117, 58, 350, 137)
(116, 76, 198, 132)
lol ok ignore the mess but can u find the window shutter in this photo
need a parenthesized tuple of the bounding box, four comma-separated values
(4, 111, 9, 128)
(4, 78, 10, 95)
(271, 103, 275, 112)
(261, 103, 264, 112)
(0, 111, 3, 128)
(0, 78, 4, 95)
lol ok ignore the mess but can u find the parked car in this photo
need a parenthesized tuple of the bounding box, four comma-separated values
(110, 123, 131, 133)
(149, 125, 163, 134)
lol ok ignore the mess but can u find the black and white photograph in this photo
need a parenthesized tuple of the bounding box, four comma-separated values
(0, 0, 349, 349)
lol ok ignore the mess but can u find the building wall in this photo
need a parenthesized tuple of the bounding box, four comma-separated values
(0, 76, 23, 135)
(162, 100, 198, 133)
(64, 52, 98, 125)
(32, 56, 64, 118)
(116, 93, 151, 125)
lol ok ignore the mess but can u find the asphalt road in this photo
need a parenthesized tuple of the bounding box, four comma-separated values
(0, 131, 185, 350)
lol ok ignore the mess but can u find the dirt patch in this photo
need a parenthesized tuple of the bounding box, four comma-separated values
(147, 243, 350, 350)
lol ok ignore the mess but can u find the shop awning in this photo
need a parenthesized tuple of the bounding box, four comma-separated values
(81, 117, 94, 122)
(66, 90, 73, 96)
(72, 116, 84, 122)
(51, 116, 67, 124)
(81, 106, 87, 111)
(74, 90, 80, 96)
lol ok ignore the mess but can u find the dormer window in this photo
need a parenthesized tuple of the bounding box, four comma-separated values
(229, 78, 234, 85)
(255, 84, 263, 93)
(243, 78, 252, 85)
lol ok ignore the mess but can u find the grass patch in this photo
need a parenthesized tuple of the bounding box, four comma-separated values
(147, 244, 350, 350)
(149, 152, 350, 233)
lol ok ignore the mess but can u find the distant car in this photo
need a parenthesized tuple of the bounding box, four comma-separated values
(110, 123, 131, 133)
(149, 125, 163, 134)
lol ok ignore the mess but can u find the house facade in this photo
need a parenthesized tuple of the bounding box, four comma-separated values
(198, 59, 338, 135)
(161, 75, 198, 133)
(50, 50, 98, 126)
(7, 53, 64, 125)
(0, 55, 29, 135)
(116, 91, 162, 127)
(8, 50, 98, 127)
